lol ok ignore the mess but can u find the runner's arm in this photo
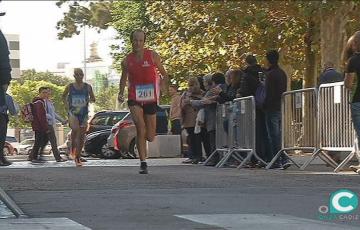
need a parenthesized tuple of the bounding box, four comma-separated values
(88, 84, 96, 103)
(62, 84, 70, 111)
(153, 51, 168, 95)
(118, 59, 128, 101)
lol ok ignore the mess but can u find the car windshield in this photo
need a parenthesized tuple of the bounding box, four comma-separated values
(20, 139, 35, 145)
(6, 136, 17, 142)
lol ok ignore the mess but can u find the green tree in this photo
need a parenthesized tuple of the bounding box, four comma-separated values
(93, 70, 109, 94)
(94, 85, 118, 112)
(9, 80, 66, 128)
(19, 69, 72, 86)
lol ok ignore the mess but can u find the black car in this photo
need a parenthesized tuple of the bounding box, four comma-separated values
(84, 129, 112, 158)
(87, 110, 129, 134)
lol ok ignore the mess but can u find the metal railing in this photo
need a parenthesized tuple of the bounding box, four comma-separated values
(304, 82, 357, 172)
(217, 96, 266, 168)
(203, 102, 234, 166)
(266, 88, 320, 169)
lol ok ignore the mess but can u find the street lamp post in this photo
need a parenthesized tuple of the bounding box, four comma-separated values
(83, 24, 87, 82)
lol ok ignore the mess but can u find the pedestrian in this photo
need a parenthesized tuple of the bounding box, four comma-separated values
(0, 93, 17, 166)
(180, 77, 204, 164)
(30, 87, 50, 163)
(118, 29, 168, 174)
(318, 61, 343, 86)
(44, 87, 67, 162)
(344, 31, 360, 174)
(169, 84, 182, 135)
(263, 50, 289, 169)
(0, 6, 15, 166)
(62, 68, 96, 166)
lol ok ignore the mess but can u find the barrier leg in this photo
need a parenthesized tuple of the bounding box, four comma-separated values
(203, 150, 219, 166)
(265, 150, 283, 169)
(301, 149, 320, 170)
(282, 151, 301, 169)
(237, 150, 254, 169)
(334, 151, 356, 173)
(319, 151, 339, 168)
(216, 150, 232, 168)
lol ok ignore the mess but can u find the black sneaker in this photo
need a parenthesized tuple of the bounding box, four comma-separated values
(139, 162, 148, 174)
(0, 157, 12, 166)
(56, 158, 67, 162)
(282, 161, 292, 170)
(31, 159, 45, 164)
(269, 163, 284, 170)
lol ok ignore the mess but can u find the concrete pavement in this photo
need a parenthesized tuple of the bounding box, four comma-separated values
(0, 158, 359, 229)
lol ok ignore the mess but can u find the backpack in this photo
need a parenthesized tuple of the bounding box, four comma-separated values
(21, 103, 34, 122)
(255, 81, 266, 108)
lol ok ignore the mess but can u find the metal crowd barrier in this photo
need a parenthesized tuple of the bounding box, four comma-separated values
(222, 96, 266, 168)
(266, 88, 321, 169)
(304, 82, 357, 172)
(203, 102, 234, 166)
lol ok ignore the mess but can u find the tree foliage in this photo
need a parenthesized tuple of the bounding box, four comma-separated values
(56, 0, 360, 88)
(94, 85, 118, 112)
(19, 69, 72, 86)
(9, 80, 66, 128)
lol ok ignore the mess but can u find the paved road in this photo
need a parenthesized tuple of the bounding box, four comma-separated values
(0, 158, 359, 229)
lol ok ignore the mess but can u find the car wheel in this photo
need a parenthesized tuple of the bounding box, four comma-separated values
(128, 139, 138, 159)
(3, 147, 10, 156)
(101, 142, 121, 159)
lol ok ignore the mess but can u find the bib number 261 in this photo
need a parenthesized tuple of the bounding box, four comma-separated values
(135, 84, 155, 102)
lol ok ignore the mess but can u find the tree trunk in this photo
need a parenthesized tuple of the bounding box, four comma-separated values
(320, 4, 352, 72)
(303, 18, 317, 88)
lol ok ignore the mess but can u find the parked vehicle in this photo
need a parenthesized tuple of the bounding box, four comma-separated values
(17, 139, 51, 155)
(3, 142, 16, 156)
(84, 129, 112, 157)
(6, 136, 19, 154)
(105, 105, 170, 159)
(86, 110, 129, 134)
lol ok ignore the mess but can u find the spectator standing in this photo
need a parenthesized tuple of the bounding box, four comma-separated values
(30, 87, 49, 163)
(0, 93, 17, 166)
(344, 31, 360, 174)
(263, 50, 289, 169)
(44, 87, 67, 162)
(318, 61, 343, 85)
(169, 84, 182, 135)
(181, 78, 203, 163)
(242, 55, 269, 167)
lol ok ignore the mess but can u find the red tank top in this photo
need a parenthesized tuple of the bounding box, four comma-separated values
(127, 49, 158, 104)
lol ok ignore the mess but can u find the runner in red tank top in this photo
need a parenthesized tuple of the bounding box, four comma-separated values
(118, 29, 168, 174)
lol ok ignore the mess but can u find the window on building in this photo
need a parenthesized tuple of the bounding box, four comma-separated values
(9, 41, 19, 50)
(10, 59, 20, 68)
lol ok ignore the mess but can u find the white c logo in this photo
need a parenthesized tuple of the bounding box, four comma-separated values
(332, 192, 355, 213)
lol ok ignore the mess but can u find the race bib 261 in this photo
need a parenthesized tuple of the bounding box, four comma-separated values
(135, 84, 155, 102)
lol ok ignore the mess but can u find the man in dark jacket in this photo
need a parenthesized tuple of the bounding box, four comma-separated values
(30, 87, 49, 163)
(318, 61, 343, 86)
(264, 50, 288, 169)
(0, 6, 11, 107)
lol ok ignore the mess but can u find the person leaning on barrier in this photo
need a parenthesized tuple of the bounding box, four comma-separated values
(344, 31, 360, 174)
(190, 73, 225, 164)
(212, 69, 243, 103)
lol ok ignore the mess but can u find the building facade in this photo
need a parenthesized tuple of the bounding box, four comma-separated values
(4, 34, 20, 79)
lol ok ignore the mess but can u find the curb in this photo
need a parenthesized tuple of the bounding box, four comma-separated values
(0, 187, 27, 218)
